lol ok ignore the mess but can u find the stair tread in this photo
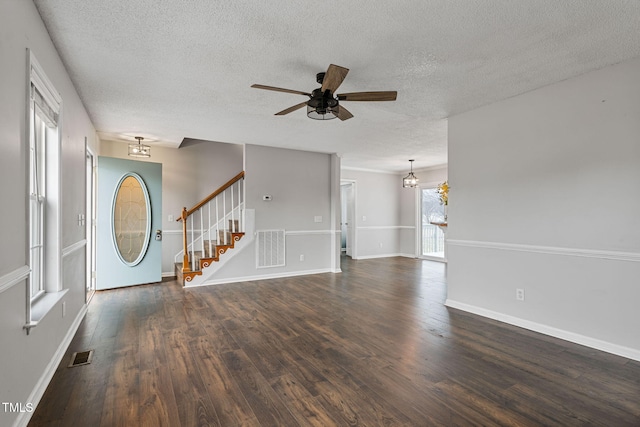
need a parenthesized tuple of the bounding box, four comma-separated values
(179, 229, 245, 286)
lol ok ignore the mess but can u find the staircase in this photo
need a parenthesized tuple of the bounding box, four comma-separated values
(175, 171, 246, 286)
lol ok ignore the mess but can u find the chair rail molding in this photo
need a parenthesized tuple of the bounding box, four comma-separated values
(0, 265, 30, 294)
(447, 239, 640, 263)
(358, 225, 415, 230)
(285, 229, 337, 236)
(62, 239, 87, 258)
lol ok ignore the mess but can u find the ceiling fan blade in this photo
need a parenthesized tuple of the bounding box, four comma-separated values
(334, 105, 354, 121)
(251, 84, 311, 96)
(275, 101, 308, 116)
(321, 64, 349, 93)
(337, 91, 397, 102)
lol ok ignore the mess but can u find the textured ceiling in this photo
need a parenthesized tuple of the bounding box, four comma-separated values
(34, 0, 640, 172)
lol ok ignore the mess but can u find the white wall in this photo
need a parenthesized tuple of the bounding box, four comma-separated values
(341, 166, 447, 260)
(100, 139, 243, 275)
(198, 144, 338, 284)
(0, 1, 98, 426)
(341, 169, 406, 259)
(447, 57, 640, 360)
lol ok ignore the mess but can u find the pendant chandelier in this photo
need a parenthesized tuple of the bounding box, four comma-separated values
(128, 136, 150, 158)
(402, 159, 419, 188)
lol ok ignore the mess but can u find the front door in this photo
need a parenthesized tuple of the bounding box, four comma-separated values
(96, 156, 162, 289)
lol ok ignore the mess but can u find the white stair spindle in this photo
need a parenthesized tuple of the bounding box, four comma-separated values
(200, 207, 204, 258)
(240, 178, 247, 233)
(236, 181, 240, 231)
(190, 216, 195, 271)
(207, 202, 212, 259)
(215, 197, 219, 249)
(223, 189, 227, 244)
(231, 183, 235, 232)
(239, 180, 242, 232)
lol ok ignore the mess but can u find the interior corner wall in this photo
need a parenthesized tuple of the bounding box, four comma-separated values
(99, 139, 243, 275)
(341, 169, 407, 259)
(447, 57, 640, 359)
(0, 1, 98, 426)
(203, 144, 334, 283)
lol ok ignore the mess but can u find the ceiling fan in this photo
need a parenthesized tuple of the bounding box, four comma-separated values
(251, 64, 397, 121)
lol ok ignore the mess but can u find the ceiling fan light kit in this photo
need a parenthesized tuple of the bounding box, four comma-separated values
(307, 85, 339, 120)
(252, 64, 397, 121)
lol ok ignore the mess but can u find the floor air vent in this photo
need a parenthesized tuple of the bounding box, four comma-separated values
(256, 229, 285, 268)
(68, 350, 94, 367)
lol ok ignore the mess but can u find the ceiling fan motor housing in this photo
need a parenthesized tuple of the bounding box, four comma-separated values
(308, 88, 338, 115)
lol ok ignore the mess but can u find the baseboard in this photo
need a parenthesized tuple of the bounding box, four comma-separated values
(399, 253, 418, 258)
(192, 268, 335, 287)
(445, 299, 640, 362)
(14, 304, 88, 427)
(354, 253, 412, 260)
(162, 271, 177, 278)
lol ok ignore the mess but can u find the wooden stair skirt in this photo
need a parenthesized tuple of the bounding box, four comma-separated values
(176, 220, 243, 285)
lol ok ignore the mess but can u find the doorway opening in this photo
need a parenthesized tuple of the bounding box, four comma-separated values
(420, 187, 446, 261)
(340, 180, 356, 259)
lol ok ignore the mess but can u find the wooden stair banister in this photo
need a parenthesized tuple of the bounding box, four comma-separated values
(176, 171, 245, 281)
(184, 171, 245, 217)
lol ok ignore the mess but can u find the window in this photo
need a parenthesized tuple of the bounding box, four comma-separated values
(28, 51, 61, 302)
(29, 106, 46, 299)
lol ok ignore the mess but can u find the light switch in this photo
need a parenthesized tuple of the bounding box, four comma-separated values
(168, 214, 174, 222)
(314, 216, 322, 223)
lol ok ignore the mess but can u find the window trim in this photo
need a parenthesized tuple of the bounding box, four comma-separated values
(25, 50, 64, 334)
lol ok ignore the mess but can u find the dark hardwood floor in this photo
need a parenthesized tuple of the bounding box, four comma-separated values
(30, 256, 640, 426)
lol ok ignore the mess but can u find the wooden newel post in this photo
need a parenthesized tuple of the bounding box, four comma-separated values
(181, 207, 190, 272)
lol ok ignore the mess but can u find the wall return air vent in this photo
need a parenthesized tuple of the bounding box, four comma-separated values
(256, 230, 285, 268)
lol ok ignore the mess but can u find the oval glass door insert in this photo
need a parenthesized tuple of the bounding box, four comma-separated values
(112, 173, 151, 266)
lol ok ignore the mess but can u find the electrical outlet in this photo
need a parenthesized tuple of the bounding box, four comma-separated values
(516, 288, 525, 301)
(314, 216, 322, 223)
(379, 242, 383, 248)
(299, 254, 305, 262)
